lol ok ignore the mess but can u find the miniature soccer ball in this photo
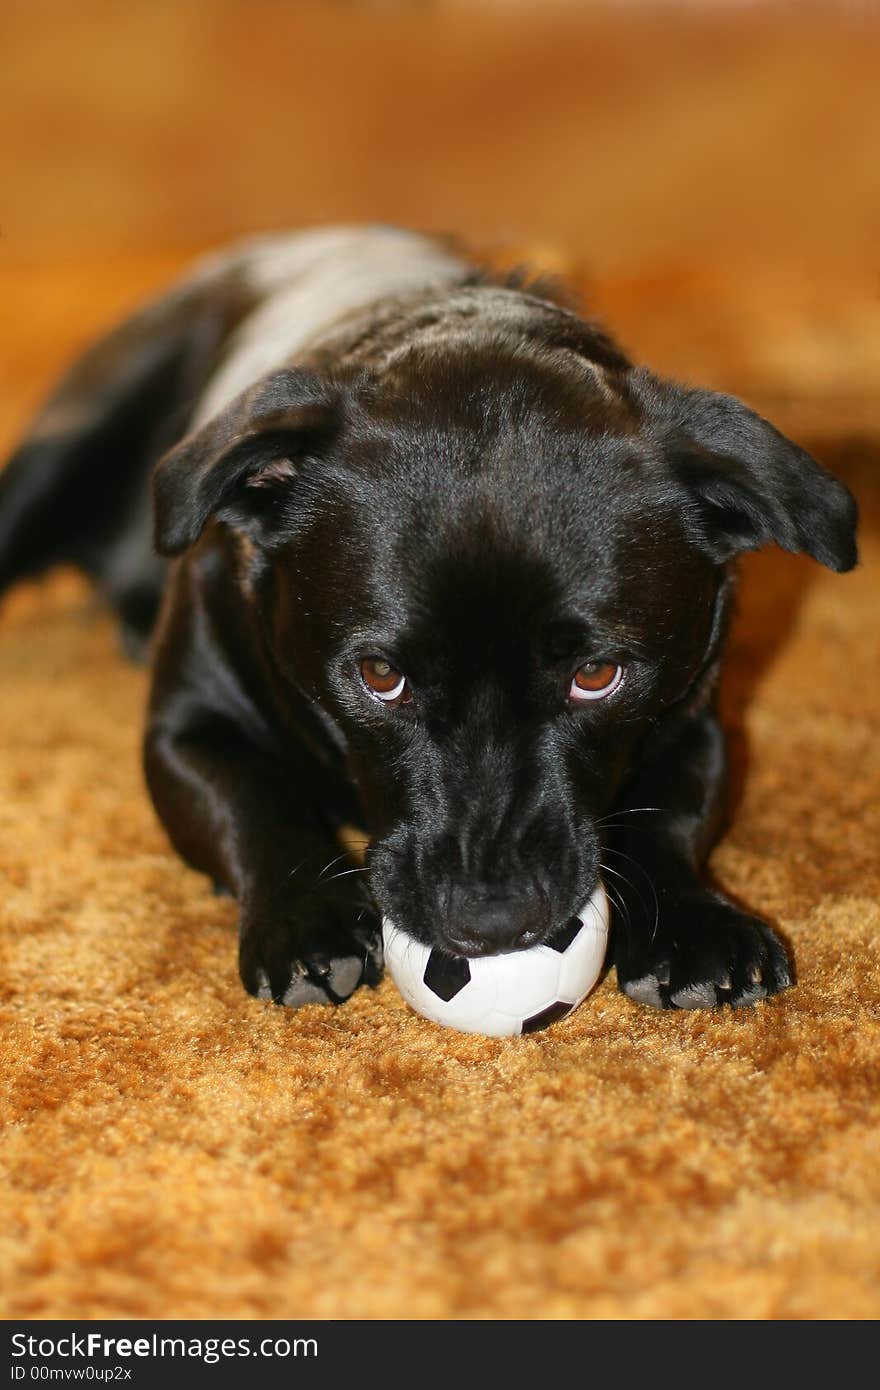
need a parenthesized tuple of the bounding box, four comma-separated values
(382, 880, 609, 1036)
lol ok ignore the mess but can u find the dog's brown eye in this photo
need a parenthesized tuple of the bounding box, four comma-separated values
(360, 658, 410, 705)
(570, 661, 623, 702)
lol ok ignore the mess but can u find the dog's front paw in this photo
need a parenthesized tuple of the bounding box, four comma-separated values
(239, 906, 383, 1008)
(616, 897, 793, 1011)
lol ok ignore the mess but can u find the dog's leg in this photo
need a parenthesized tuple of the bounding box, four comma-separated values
(144, 717, 382, 1007)
(0, 268, 256, 653)
(606, 705, 793, 1010)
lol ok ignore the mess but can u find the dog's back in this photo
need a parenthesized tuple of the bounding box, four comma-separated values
(0, 226, 469, 652)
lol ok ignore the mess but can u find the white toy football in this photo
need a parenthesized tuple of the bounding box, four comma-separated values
(382, 880, 609, 1037)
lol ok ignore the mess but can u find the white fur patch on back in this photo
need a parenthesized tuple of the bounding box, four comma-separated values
(190, 226, 469, 426)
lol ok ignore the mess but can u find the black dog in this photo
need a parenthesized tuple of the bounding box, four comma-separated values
(0, 227, 858, 1011)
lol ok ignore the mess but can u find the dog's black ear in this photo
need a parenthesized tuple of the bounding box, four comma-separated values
(152, 368, 342, 555)
(630, 368, 858, 572)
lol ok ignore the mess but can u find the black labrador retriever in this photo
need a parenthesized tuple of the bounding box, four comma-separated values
(0, 227, 858, 1010)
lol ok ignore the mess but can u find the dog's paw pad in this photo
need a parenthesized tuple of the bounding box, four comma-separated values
(322, 954, 364, 1000)
(669, 980, 718, 1010)
(622, 973, 666, 1008)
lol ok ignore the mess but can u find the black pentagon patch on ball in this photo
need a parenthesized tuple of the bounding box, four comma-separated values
(522, 1000, 574, 1034)
(423, 949, 471, 1001)
(546, 916, 582, 953)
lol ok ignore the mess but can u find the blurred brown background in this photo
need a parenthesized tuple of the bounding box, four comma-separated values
(4, 0, 880, 268)
(3, 0, 880, 441)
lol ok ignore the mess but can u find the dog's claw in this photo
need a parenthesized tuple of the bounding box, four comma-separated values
(730, 982, 768, 1007)
(253, 955, 366, 1008)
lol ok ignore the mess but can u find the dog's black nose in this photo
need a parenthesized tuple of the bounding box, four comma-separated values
(444, 890, 548, 956)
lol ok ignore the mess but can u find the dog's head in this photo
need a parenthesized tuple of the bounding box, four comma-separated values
(153, 318, 857, 955)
